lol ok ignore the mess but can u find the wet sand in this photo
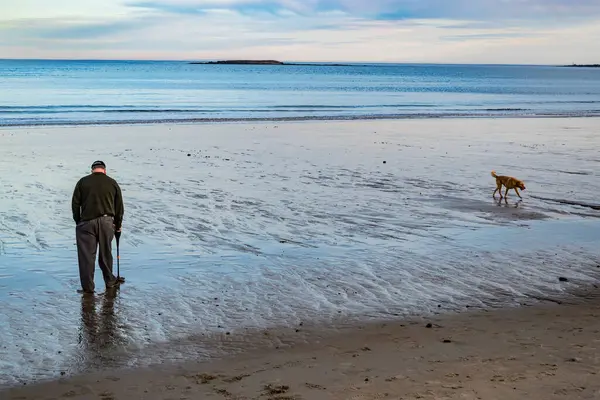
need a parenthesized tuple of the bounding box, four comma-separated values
(1, 117, 600, 386)
(3, 290, 600, 400)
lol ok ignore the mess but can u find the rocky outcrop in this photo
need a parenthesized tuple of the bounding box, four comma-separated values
(189, 60, 356, 67)
(197, 60, 284, 65)
(563, 64, 600, 68)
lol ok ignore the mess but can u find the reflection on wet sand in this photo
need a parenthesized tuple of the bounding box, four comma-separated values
(495, 197, 522, 208)
(78, 288, 128, 371)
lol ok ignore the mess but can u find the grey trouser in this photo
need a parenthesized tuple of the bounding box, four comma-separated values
(76, 216, 117, 292)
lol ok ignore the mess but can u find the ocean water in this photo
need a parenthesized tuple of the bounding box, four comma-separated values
(1, 60, 600, 126)
(0, 117, 599, 387)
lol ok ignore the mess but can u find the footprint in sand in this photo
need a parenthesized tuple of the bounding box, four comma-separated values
(99, 392, 115, 400)
(263, 384, 290, 395)
(222, 373, 251, 383)
(186, 373, 220, 384)
(305, 383, 326, 390)
(214, 388, 233, 397)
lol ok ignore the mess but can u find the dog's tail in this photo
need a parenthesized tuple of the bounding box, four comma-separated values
(491, 170, 498, 178)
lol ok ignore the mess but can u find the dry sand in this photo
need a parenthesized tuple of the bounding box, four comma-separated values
(4, 291, 599, 400)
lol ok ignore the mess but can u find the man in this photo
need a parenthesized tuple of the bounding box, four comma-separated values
(72, 160, 125, 294)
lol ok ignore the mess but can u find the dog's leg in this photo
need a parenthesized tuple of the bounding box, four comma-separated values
(515, 188, 522, 198)
(504, 187, 509, 198)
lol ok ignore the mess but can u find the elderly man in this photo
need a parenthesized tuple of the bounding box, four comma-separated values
(72, 160, 125, 293)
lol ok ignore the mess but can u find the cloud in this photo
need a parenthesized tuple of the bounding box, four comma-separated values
(371, 0, 600, 20)
(2, 19, 142, 41)
(0, 0, 599, 63)
(129, 1, 208, 14)
(126, 0, 600, 20)
(0, 0, 131, 20)
(442, 32, 537, 42)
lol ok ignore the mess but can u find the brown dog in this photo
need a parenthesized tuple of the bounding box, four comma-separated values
(491, 171, 526, 199)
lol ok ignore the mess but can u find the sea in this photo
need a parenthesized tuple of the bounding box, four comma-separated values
(1, 59, 600, 125)
(1, 60, 600, 388)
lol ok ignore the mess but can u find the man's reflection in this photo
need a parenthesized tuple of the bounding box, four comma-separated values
(79, 287, 127, 368)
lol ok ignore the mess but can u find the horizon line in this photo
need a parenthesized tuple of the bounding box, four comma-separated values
(0, 58, 568, 67)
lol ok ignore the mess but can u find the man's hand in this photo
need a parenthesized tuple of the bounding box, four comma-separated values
(113, 225, 122, 232)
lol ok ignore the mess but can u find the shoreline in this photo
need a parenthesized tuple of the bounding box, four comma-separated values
(3, 112, 600, 129)
(3, 288, 599, 399)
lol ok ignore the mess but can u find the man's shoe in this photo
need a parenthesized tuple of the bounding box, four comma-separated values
(106, 276, 125, 288)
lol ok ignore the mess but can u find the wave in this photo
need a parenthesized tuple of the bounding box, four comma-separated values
(0, 104, 437, 113)
(484, 108, 530, 111)
(0, 105, 139, 110)
(1, 99, 596, 117)
(1, 98, 599, 127)
(0, 108, 219, 114)
(2, 110, 600, 127)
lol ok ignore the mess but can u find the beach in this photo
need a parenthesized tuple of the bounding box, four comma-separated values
(1, 117, 599, 393)
(3, 291, 600, 400)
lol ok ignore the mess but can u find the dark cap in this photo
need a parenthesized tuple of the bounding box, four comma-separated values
(91, 160, 106, 169)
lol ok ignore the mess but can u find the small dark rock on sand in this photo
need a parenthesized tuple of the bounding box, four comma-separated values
(383, 161, 387, 164)
(263, 384, 289, 395)
(559, 277, 569, 282)
(443, 339, 452, 343)
(426, 323, 433, 328)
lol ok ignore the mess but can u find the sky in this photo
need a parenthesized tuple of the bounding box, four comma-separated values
(1, 0, 599, 63)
